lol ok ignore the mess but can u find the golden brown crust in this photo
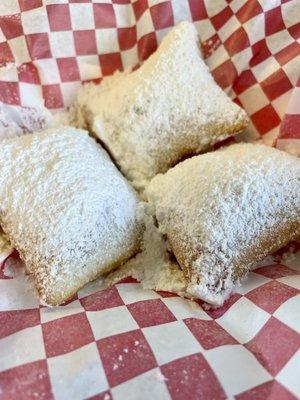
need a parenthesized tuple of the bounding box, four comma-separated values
(232, 223, 300, 279)
(168, 220, 300, 291)
(0, 128, 144, 307)
(32, 237, 142, 306)
(146, 143, 300, 304)
(153, 112, 250, 177)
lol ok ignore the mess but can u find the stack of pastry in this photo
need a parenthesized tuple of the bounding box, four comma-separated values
(0, 22, 299, 306)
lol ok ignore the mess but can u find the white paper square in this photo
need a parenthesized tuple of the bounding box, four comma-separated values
(261, 126, 280, 146)
(77, 55, 101, 81)
(91, 0, 113, 3)
(147, 0, 166, 6)
(0, 64, 18, 81)
(44, 0, 68, 3)
(257, 0, 281, 12)
(218, 15, 240, 42)
(277, 275, 300, 291)
(112, 368, 171, 400)
(0, 27, 6, 43)
(236, 272, 271, 295)
(285, 87, 300, 115)
(96, 28, 119, 54)
(70, 3, 95, 31)
(155, 28, 172, 45)
(49, 31, 76, 58)
(9, 36, 31, 65)
(21, 6, 50, 34)
(229, 0, 248, 13)
(0, 326, 45, 372)
(266, 30, 294, 54)
(239, 84, 269, 115)
(205, 345, 271, 396)
(61, 81, 82, 107)
(0, 0, 19, 16)
(48, 343, 108, 400)
(114, 4, 135, 28)
(136, 11, 155, 39)
(231, 47, 253, 75)
(273, 294, 300, 333)
(0, 276, 39, 311)
(162, 297, 211, 321)
(217, 297, 270, 343)
(243, 13, 266, 45)
(34, 59, 60, 84)
(195, 20, 216, 42)
(252, 56, 281, 82)
(40, 299, 84, 324)
(171, 0, 192, 24)
(283, 57, 300, 86)
(272, 89, 293, 119)
(205, 45, 228, 71)
(281, 0, 299, 28)
(142, 321, 202, 365)
(20, 83, 43, 107)
(204, 0, 227, 17)
(276, 350, 300, 398)
(87, 306, 138, 340)
(121, 46, 138, 70)
(276, 138, 300, 156)
(117, 283, 160, 305)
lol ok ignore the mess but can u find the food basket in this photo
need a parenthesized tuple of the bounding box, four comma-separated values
(0, 1, 299, 399)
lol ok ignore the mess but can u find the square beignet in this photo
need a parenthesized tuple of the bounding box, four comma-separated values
(0, 128, 142, 305)
(77, 21, 248, 186)
(146, 143, 300, 305)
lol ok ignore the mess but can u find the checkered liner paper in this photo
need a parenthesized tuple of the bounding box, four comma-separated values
(0, 1, 299, 399)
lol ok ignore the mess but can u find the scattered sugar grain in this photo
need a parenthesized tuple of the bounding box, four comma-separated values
(105, 203, 187, 295)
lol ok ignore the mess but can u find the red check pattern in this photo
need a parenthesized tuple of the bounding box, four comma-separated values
(0, 250, 299, 399)
(0, 0, 299, 148)
(0, 1, 300, 399)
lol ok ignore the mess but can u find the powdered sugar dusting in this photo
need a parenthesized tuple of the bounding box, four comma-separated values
(0, 127, 142, 305)
(105, 203, 187, 294)
(77, 22, 248, 186)
(72, 70, 132, 131)
(146, 143, 300, 305)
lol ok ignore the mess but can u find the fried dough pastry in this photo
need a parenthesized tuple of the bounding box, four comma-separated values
(79, 21, 248, 186)
(0, 128, 142, 305)
(146, 143, 300, 305)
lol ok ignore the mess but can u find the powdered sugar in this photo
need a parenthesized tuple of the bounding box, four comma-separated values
(146, 143, 300, 305)
(72, 70, 132, 131)
(76, 22, 248, 187)
(105, 203, 187, 294)
(0, 127, 142, 305)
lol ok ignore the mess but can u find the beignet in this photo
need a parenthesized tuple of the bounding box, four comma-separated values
(78, 21, 248, 186)
(146, 143, 300, 305)
(0, 128, 142, 305)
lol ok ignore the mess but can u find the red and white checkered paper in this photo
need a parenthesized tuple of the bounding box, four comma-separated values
(0, 1, 300, 399)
